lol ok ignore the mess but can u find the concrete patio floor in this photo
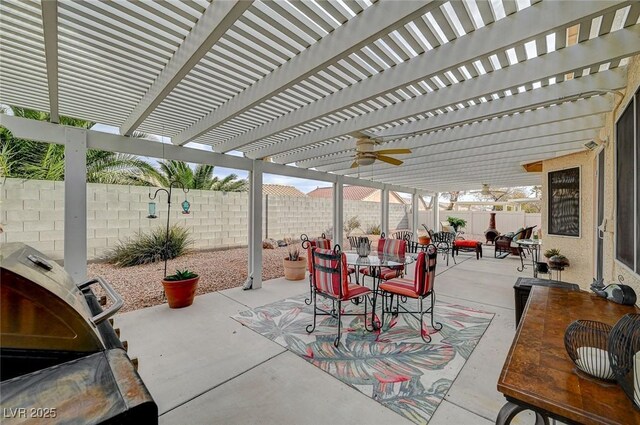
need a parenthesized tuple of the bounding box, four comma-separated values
(115, 247, 542, 425)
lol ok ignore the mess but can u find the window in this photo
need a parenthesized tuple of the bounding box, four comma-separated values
(548, 167, 580, 237)
(616, 87, 640, 274)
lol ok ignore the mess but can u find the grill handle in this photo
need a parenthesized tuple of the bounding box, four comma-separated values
(77, 276, 124, 325)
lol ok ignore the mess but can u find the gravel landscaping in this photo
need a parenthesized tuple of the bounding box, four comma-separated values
(88, 246, 293, 312)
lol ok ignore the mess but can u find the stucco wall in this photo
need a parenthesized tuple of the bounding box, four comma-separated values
(542, 152, 595, 286)
(541, 54, 640, 290)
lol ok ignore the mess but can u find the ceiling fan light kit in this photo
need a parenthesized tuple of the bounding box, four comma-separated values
(351, 135, 412, 168)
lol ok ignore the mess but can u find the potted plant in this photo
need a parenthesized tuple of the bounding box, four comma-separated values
(544, 248, 570, 269)
(283, 245, 306, 281)
(418, 227, 431, 245)
(447, 216, 467, 232)
(162, 269, 199, 308)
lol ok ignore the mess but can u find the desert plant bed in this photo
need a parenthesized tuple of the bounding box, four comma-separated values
(88, 246, 290, 312)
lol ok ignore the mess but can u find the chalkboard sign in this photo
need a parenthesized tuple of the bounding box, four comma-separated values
(548, 167, 580, 237)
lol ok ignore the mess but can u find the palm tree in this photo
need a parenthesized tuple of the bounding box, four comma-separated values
(0, 106, 157, 184)
(151, 159, 247, 192)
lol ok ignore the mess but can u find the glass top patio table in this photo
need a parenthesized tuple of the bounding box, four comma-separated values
(344, 251, 416, 268)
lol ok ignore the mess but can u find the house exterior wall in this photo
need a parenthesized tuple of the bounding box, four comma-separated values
(602, 55, 640, 291)
(542, 152, 595, 286)
(541, 54, 640, 290)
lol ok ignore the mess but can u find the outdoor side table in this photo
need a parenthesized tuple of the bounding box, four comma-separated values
(513, 277, 580, 327)
(515, 239, 543, 277)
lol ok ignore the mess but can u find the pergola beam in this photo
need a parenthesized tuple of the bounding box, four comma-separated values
(308, 96, 610, 171)
(0, 115, 419, 195)
(287, 68, 625, 165)
(245, 2, 636, 160)
(119, 0, 253, 136)
(174, 0, 442, 146)
(359, 132, 595, 180)
(41, 0, 59, 123)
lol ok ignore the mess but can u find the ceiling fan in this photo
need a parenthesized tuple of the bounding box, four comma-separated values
(349, 131, 412, 168)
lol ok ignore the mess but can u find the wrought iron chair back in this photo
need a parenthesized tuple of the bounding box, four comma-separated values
(378, 243, 442, 342)
(430, 231, 456, 266)
(306, 244, 374, 347)
(392, 230, 413, 241)
(301, 233, 331, 305)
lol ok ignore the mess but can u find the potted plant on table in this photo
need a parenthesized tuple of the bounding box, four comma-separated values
(447, 216, 467, 233)
(162, 269, 199, 308)
(544, 248, 570, 269)
(283, 245, 306, 281)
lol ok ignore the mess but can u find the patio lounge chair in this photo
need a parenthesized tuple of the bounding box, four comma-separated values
(306, 245, 374, 347)
(379, 244, 442, 343)
(494, 226, 537, 259)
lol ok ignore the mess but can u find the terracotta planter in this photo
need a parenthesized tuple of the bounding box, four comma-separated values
(162, 276, 199, 308)
(284, 257, 306, 281)
(418, 236, 431, 245)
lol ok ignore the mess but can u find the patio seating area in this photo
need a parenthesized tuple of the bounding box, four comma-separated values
(115, 246, 531, 425)
(2, 0, 639, 423)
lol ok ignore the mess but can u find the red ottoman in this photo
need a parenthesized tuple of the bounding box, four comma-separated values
(453, 240, 483, 260)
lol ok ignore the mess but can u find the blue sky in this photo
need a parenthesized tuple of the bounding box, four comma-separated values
(91, 123, 330, 193)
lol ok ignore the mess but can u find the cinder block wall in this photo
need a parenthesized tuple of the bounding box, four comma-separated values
(1, 178, 540, 261)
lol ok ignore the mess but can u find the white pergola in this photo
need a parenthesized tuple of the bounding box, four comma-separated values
(1, 0, 639, 286)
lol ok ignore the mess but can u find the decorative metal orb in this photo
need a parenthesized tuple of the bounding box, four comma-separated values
(564, 320, 614, 381)
(608, 314, 640, 408)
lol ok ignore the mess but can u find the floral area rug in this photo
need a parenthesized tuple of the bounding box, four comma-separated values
(233, 294, 494, 424)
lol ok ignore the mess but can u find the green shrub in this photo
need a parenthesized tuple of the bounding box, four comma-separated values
(343, 215, 361, 235)
(106, 225, 192, 267)
(366, 224, 381, 235)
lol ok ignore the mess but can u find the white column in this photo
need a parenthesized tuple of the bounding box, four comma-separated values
(381, 187, 390, 237)
(247, 160, 263, 289)
(433, 192, 440, 231)
(64, 128, 87, 283)
(412, 192, 419, 234)
(333, 176, 344, 248)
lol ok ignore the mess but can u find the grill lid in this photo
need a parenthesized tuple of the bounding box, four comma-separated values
(1, 243, 104, 352)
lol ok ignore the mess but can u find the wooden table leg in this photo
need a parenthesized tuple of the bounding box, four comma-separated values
(496, 401, 550, 425)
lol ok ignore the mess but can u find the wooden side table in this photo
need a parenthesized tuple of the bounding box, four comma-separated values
(497, 286, 640, 425)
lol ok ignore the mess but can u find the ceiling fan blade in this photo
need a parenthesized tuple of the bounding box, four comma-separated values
(375, 148, 412, 155)
(376, 155, 403, 166)
(350, 161, 359, 168)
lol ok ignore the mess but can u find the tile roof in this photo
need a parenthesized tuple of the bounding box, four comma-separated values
(262, 184, 306, 198)
(307, 186, 376, 200)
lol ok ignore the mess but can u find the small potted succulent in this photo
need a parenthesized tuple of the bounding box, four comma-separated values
(544, 248, 570, 269)
(162, 269, 199, 308)
(283, 245, 306, 281)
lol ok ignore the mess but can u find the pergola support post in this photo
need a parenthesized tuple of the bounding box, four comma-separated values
(333, 176, 344, 248)
(64, 128, 87, 283)
(246, 160, 263, 289)
(412, 192, 419, 234)
(433, 193, 441, 231)
(382, 187, 390, 236)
